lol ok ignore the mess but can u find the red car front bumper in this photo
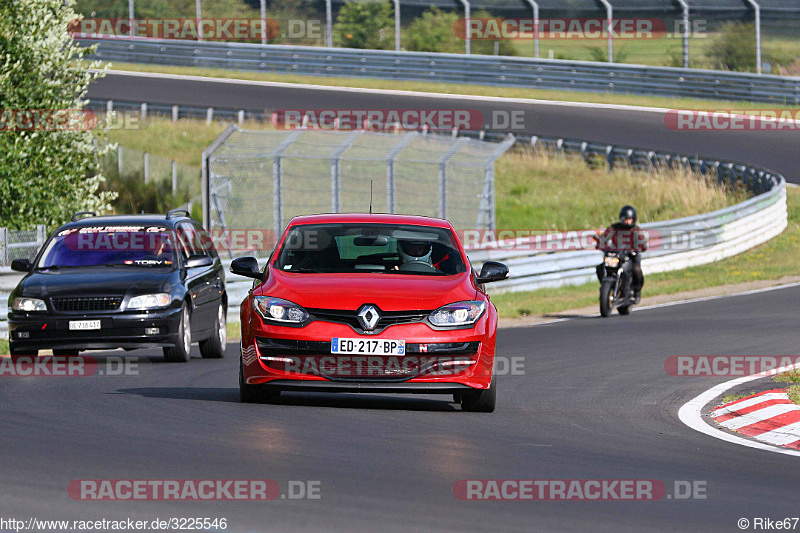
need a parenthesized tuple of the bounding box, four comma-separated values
(240, 303, 496, 392)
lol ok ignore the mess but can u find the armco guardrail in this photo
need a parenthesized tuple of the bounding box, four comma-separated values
(467, 135, 786, 292)
(78, 37, 800, 104)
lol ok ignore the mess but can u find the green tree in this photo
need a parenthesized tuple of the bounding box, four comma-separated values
(0, 0, 116, 229)
(404, 8, 516, 56)
(705, 21, 757, 72)
(333, 0, 393, 50)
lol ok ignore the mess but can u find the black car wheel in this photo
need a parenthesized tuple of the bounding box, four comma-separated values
(163, 303, 191, 362)
(239, 350, 280, 404)
(461, 374, 496, 413)
(200, 302, 226, 359)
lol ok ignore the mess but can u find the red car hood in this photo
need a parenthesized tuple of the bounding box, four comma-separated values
(257, 270, 478, 311)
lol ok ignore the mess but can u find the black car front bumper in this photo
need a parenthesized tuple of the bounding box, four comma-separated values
(7, 307, 182, 352)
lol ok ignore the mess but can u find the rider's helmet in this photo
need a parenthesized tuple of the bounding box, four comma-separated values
(618, 205, 637, 229)
(398, 240, 433, 264)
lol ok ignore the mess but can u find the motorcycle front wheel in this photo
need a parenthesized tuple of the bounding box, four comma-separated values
(600, 279, 615, 317)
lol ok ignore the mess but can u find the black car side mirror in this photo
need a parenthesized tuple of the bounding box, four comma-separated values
(476, 261, 509, 284)
(185, 254, 213, 269)
(230, 257, 262, 280)
(10, 259, 32, 272)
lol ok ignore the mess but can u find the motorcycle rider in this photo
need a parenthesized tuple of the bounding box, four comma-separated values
(596, 205, 648, 304)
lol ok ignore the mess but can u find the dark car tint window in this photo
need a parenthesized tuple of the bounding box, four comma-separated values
(38, 226, 177, 268)
(274, 223, 466, 276)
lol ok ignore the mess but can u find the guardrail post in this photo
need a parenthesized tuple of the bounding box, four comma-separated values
(438, 137, 470, 219)
(201, 123, 238, 229)
(459, 0, 471, 55)
(106, 100, 113, 114)
(206, 107, 214, 125)
(143, 151, 149, 183)
(237, 110, 244, 124)
(0, 228, 7, 267)
(196, 0, 203, 42)
(330, 131, 361, 213)
(260, 0, 267, 45)
(676, 0, 690, 68)
(140, 102, 147, 121)
(598, 0, 613, 62)
(172, 160, 177, 194)
(118, 145, 123, 176)
(745, 0, 762, 74)
(128, 0, 134, 37)
(525, 0, 540, 58)
(385, 132, 417, 214)
(271, 130, 303, 235)
(36, 225, 47, 248)
(393, 0, 401, 51)
(172, 105, 179, 122)
(325, 0, 333, 48)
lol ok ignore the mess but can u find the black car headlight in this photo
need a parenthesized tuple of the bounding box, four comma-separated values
(429, 301, 485, 327)
(12, 297, 47, 312)
(253, 296, 309, 324)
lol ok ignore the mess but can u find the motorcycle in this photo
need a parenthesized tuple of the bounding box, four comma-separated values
(596, 250, 638, 318)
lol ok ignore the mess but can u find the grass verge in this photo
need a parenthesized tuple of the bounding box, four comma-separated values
(722, 393, 755, 404)
(789, 386, 800, 406)
(105, 62, 799, 112)
(774, 370, 800, 383)
(0, 338, 8, 356)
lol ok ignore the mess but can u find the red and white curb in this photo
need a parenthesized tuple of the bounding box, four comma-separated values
(710, 389, 800, 450)
(679, 360, 800, 457)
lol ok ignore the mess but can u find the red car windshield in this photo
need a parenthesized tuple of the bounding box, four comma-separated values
(274, 223, 467, 276)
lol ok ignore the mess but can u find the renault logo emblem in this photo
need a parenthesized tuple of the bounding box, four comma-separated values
(357, 304, 380, 331)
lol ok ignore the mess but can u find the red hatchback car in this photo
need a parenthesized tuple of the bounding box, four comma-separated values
(231, 214, 508, 412)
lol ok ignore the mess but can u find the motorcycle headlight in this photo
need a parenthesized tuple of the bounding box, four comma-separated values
(254, 296, 309, 324)
(429, 301, 486, 327)
(128, 293, 171, 310)
(12, 297, 47, 312)
(604, 256, 620, 267)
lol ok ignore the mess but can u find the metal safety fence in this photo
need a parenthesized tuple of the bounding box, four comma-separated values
(73, 1, 800, 71)
(78, 38, 800, 104)
(202, 126, 515, 258)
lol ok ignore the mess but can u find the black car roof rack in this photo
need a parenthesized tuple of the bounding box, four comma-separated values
(71, 211, 96, 222)
(166, 208, 191, 220)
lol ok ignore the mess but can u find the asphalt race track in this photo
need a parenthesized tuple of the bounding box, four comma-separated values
(3, 74, 791, 531)
(2, 287, 799, 532)
(89, 71, 800, 182)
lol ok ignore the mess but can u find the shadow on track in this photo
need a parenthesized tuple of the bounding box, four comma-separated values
(117, 387, 460, 411)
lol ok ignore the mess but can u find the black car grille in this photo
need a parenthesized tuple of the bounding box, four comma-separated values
(307, 308, 431, 333)
(51, 296, 122, 312)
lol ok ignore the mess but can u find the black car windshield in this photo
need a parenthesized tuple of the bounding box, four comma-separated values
(274, 223, 467, 276)
(37, 226, 177, 269)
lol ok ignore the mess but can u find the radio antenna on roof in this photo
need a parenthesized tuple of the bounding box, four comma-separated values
(369, 180, 373, 214)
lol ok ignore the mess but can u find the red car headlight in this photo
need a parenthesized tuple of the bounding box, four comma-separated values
(253, 296, 309, 324)
(429, 301, 485, 327)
